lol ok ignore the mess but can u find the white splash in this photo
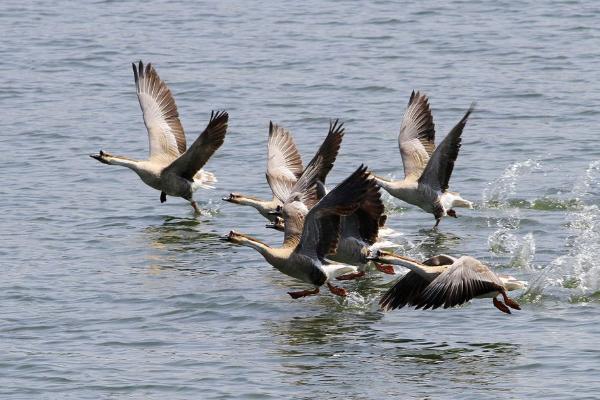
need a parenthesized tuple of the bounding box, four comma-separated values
(483, 160, 541, 269)
(527, 161, 600, 301)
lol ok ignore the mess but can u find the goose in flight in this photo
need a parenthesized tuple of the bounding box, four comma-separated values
(223, 165, 377, 299)
(374, 91, 474, 227)
(222, 120, 344, 221)
(369, 251, 526, 314)
(90, 61, 228, 213)
(267, 174, 396, 277)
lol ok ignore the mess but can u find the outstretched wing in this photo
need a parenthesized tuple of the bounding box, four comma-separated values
(269, 119, 344, 208)
(133, 61, 186, 162)
(295, 165, 375, 260)
(415, 256, 504, 310)
(267, 122, 304, 184)
(341, 172, 384, 245)
(398, 91, 436, 180)
(165, 111, 228, 180)
(418, 105, 474, 192)
(379, 271, 430, 311)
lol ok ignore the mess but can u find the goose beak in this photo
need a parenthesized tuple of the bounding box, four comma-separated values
(219, 231, 233, 242)
(90, 150, 110, 164)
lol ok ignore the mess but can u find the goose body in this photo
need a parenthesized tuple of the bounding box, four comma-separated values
(90, 61, 228, 212)
(224, 166, 377, 298)
(374, 91, 474, 227)
(370, 251, 526, 314)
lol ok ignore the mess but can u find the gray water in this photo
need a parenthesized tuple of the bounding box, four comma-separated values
(2, 0, 600, 398)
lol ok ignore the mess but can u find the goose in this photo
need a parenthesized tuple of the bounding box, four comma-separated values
(90, 61, 228, 213)
(374, 91, 474, 227)
(266, 177, 397, 277)
(223, 165, 377, 299)
(222, 120, 344, 221)
(369, 250, 526, 314)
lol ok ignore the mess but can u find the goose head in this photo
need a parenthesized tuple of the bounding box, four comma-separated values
(89, 150, 113, 165)
(265, 216, 285, 231)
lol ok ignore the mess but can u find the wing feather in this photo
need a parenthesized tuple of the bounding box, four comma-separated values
(165, 111, 228, 180)
(398, 91, 436, 180)
(267, 122, 304, 183)
(379, 271, 430, 311)
(134, 61, 186, 161)
(418, 105, 474, 191)
(295, 165, 373, 260)
(415, 256, 504, 310)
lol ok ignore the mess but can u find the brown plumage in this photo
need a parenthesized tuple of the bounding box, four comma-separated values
(165, 111, 228, 181)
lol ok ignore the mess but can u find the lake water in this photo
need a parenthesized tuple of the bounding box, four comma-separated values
(2, 0, 600, 398)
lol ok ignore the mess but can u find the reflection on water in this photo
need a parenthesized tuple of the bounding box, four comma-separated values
(141, 215, 225, 273)
(412, 229, 463, 257)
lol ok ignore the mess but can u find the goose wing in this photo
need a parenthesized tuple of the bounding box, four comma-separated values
(133, 61, 186, 162)
(379, 271, 430, 311)
(418, 105, 473, 192)
(295, 165, 375, 260)
(268, 119, 344, 207)
(398, 91, 436, 180)
(266, 122, 304, 184)
(341, 173, 384, 244)
(415, 256, 504, 310)
(164, 111, 228, 180)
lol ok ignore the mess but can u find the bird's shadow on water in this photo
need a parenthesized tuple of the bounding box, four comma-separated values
(140, 214, 225, 273)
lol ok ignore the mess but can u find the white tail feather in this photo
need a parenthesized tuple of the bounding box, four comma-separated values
(193, 169, 217, 190)
(441, 192, 473, 210)
(322, 264, 357, 280)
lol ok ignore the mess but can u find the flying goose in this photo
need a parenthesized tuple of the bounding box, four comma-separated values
(374, 91, 474, 227)
(223, 165, 377, 299)
(369, 250, 526, 314)
(222, 120, 344, 221)
(266, 174, 396, 277)
(90, 61, 228, 213)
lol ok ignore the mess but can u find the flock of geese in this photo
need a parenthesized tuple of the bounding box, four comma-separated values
(91, 61, 526, 315)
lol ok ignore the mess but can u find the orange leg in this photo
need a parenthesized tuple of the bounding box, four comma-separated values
(374, 263, 396, 275)
(288, 287, 320, 299)
(501, 290, 521, 310)
(493, 297, 511, 314)
(326, 282, 347, 297)
(336, 271, 366, 281)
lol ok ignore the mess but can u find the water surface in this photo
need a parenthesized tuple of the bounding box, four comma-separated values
(2, 0, 600, 398)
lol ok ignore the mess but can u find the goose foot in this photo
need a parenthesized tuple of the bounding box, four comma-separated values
(374, 263, 396, 275)
(160, 192, 167, 203)
(433, 218, 441, 228)
(501, 290, 521, 310)
(447, 209, 457, 218)
(288, 287, 320, 299)
(326, 282, 347, 297)
(336, 271, 366, 281)
(493, 297, 511, 314)
(191, 201, 201, 214)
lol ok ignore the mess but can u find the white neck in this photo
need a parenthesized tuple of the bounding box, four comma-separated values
(239, 236, 272, 259)
(106, 155, 142, 171)
(383, 254, 440, 280)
